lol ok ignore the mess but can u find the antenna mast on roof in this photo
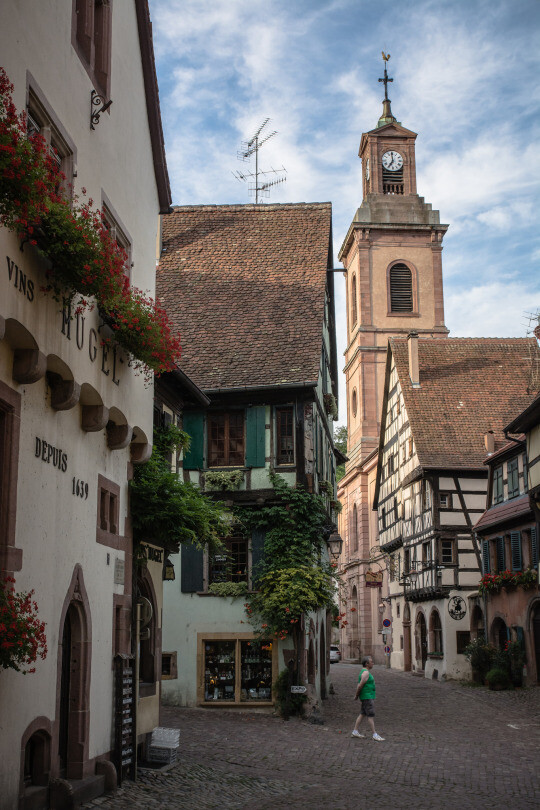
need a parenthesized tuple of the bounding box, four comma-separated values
(232, 118, 287, 204)
(524, 309, 540, 392)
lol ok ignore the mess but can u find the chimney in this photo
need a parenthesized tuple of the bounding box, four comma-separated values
(408, 331, 420, 388)
(484, 431, 495, 454)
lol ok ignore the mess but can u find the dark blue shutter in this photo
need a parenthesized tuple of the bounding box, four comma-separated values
(245, 406, 266, 467)
(181, 543, 204, 592)
(531, 527, 538, 569)
(482, 540, 490, 574)
(496, 536, 505, 572)
(183, 411, 204, 470)
(251, 529, 266, 588)
(510, 531, 522, 571)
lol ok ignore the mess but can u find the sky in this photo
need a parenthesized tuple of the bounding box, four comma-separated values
(148, 0, 540, 423)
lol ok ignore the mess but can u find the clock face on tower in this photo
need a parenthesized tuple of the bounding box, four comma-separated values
(382, 150, 403, 171)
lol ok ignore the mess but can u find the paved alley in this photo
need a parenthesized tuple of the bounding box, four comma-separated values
(82, 663, 540, 810)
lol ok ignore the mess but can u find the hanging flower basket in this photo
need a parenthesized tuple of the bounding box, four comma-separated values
(478, 568, 537, 595)
(0, 67, 181, 379)
(0, 577, 47, 674)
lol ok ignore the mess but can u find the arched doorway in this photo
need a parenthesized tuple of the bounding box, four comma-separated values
(415, 611, 427, 670)
(55, 566, 91, 781)
(532, 604, 540, 682)
(491, 617, 508, 650)
(403, 603, 412, 671)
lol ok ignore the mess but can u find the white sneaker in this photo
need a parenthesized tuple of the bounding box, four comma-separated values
(372, 733, 385, 741)
(351, 729, 365, 738)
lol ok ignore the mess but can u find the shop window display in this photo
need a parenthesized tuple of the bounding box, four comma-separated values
(203, 639, 273, 703)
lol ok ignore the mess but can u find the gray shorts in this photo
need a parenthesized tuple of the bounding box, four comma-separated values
(360, 699, 375, 717)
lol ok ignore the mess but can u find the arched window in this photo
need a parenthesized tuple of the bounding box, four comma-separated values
(351, 275, 358, 326)
(352, 389, 358, 418)
(430, 609, 443, 653)
(351, 504, 358, 553)
(389, 263, 413, 312)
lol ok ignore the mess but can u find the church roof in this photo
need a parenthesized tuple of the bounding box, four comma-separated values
(156, 203, 333, 391)
(389, 337, 538, 470)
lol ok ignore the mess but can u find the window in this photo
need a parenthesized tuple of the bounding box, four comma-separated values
(0, 383, 22, 571)
(423, 480, 432, 512)
(203, 638, 273, 703)
(73, 0, 112, 98)
(27, 89, 74, 194)
(430, 610, 443, 654)
(351, 504, 358, 553)
(441, 539, 454, 565)
(352, 389, 358, 418)
(389, 263, 413, 312)
(209, 537, 248, 584)
(422, 541, 432, 565)
(97, 475, 119, 537)
(161, 652, 178, 680)
(208, 411, 244, 467)
(351, 275, 358, 326)
(102, 204, 132, 282)
(495, 536, 505, 573)
(439, 492, 452, 509)
(403, 548, 411, 573)
(276, 406, 294, 465)
(507, 458, 519, 499)
(493, 465, 503, 504)
(456, 631, 471, 655)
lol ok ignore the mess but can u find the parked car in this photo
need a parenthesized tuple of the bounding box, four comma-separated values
(330, 645, 341, 663)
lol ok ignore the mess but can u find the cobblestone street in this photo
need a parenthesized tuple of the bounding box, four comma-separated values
(82, 664, 540, 810)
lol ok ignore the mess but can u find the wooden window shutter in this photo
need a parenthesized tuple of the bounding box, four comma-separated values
(510, 531, 522, 571)
(531, 527, 538, 569)
(245, 406, 266, 467)
(180, 543, 204, 592)
(496, 536, 505, 572)
(251, 529, 266, 588)
(389, 264, 413, 312)
(482, 540, 490, 574)
(182, 411, 204, 469)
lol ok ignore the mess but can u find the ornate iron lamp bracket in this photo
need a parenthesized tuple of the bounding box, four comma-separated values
(90, 89, 113, 130)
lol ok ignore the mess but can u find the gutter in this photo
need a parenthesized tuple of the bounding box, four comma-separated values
(202, 381, 318, 395)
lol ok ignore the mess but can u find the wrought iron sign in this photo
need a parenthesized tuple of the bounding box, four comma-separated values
(90, 89, 113, 130)
(448, 595, 466, 621)
(365, 569, 383, 588)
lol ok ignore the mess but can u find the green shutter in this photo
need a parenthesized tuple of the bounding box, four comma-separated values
(251, 529, 266, 588)
(510, 531, 522, 571)
(245, 406, 266, 468)
(496, 536, 505, 572)
(482, 540, 490, 574)
(183, 411, 204, 469)
(180, 543, 204, 592)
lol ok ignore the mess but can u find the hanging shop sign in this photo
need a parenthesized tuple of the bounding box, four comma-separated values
(290, 685, 307, 694)
(448, 596, 466, 621)
(365, 569, 383, 587)
(139, 543, 163, 564)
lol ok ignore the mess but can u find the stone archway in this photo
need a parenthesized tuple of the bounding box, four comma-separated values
(470, 604, 484, 640)
(55, 566, 92, 780)
(491, 616, 508, 650)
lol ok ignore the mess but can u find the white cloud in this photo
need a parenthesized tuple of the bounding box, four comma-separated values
(446, 281, 540, 338)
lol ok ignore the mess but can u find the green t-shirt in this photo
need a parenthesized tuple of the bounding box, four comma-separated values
(358, 667, 376, 699)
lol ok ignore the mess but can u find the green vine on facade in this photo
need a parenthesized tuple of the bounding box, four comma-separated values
(207, 581, 248, 599)
(235, 472, 338, 642)
(204, 469, 244, 491)
(130, 424, 228, 555)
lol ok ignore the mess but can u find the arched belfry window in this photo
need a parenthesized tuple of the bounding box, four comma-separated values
(351, 275, 358, 326)
(389, 263, 413, 312)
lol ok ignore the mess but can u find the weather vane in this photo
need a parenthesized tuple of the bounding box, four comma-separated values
(378, 52, 393, 101)
(232, 119, 287, 204)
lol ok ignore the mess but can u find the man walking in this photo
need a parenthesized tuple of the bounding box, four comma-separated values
(352, 655, 385, 741)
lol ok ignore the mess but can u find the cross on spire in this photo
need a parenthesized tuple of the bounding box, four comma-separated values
(378, 52, 393, 101)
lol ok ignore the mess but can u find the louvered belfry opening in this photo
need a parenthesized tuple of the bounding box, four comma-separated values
(389, 263, 413, 312)
(383, 166, 404, 194)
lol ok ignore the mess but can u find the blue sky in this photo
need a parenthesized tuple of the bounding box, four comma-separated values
(148, 0, 540, 422)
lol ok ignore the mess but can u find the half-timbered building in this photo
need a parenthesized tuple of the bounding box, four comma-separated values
(374, 334, 538, 680)
(156, 203, 341, 709)
(474, 392, 540, 684)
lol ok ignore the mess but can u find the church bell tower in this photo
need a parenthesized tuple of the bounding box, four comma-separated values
(337, 54, 449, 662)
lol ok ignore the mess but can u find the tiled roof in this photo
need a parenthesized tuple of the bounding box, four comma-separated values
(157, 204, 332, 390)
(474, 494, 532, 533)
(391, 337, 539, 469)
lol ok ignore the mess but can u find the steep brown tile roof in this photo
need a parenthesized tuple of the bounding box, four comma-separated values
(391, 337, 539, 469)
(157, 203, 332, 390)
(474, 494, 532, 533)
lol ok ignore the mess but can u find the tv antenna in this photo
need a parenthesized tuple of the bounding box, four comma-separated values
(232, 118, 287, 204)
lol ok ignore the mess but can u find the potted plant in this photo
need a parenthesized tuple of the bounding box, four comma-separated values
(485, 666, 512, 691)
(463, 637, 495, 684)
